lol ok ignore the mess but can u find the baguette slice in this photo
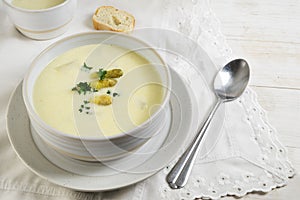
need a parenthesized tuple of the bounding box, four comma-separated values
(93, 6, 135, 32)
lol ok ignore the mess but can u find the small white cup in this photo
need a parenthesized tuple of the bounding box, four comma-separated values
(3, 0, 77, 40)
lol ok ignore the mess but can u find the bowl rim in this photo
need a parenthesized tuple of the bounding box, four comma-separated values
(3, 0, 71, 13)
(22, 31, 172, 141)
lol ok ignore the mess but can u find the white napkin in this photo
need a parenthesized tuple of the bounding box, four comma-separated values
(0, 0, 295, 199)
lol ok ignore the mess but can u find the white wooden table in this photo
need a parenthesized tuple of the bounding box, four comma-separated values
(210, 0, 300, 199)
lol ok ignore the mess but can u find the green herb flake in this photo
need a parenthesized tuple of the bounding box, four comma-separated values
(97, 68, 107, 80)
(83, 62, 93, 70)
(71, 82, 92, 95)
(78, 100, 92, 114)
(106, 90, 111, 95)
(113, 92, 120, 97)
(92, 88, 98, 92)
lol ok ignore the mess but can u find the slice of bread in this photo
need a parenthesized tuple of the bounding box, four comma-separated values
(92, 6, 135, 32)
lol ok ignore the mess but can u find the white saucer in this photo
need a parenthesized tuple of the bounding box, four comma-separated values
(6, 68, 203, 191)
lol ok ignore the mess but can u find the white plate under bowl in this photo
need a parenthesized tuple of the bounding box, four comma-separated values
(6, 68, 204, 191)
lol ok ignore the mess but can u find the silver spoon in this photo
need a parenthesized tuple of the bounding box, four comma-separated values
(166, 59, 250, 189)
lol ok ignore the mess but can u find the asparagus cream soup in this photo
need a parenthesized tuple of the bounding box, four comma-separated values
(33, 44, 164, 137)
(12, 0, 65, 10)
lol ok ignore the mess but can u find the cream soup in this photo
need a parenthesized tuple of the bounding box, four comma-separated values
(12, 0, 65, 10)
(33, 44, 164, 137)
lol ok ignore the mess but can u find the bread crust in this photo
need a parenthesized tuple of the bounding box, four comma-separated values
(92, 6, 135, 32)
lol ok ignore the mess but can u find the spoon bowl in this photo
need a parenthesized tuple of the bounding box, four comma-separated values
(214, 59, 250, 102)
(167, 58, 250, 189)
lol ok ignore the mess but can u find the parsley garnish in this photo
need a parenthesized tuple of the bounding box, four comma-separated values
(83, 62, 93, 70)
(106, 90, 111, 95)
(97, 68, 107, 80)
(113, 92, 120, 97)
(78, 100, 91, 114)
(92, 88, 98, 92)
(72, 82, 91, 95)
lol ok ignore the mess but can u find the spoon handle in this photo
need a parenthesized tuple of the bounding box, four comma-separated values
(166, 100, 221, 189)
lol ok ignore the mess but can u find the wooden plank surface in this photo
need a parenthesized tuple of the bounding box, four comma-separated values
(211, 0, 300, 89)
(210, 0, 300, 199)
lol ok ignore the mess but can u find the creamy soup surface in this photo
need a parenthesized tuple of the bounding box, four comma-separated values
(33, 44, 164, 137)
(12, 0, 65, 10)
